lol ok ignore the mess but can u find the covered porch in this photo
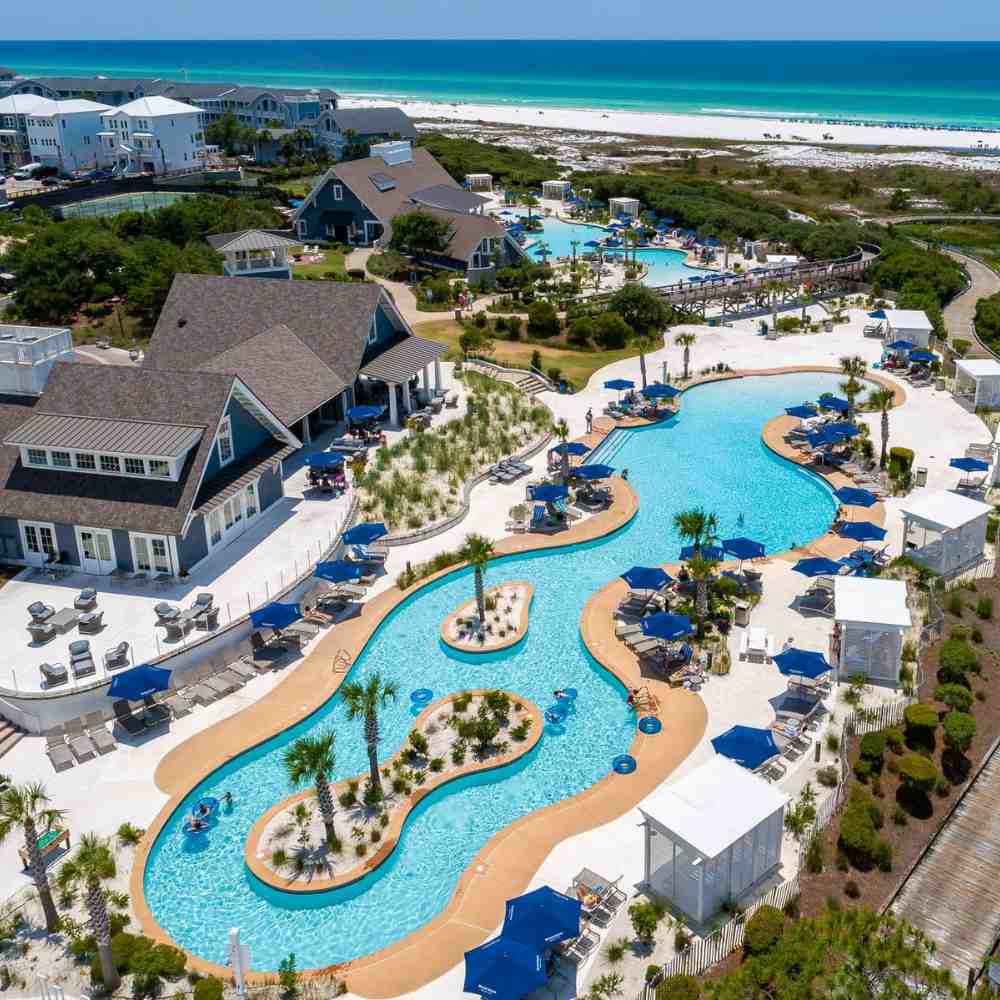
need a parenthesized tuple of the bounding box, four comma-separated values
(954, 358, 1000, 410)
(358, 336, 448, 428)
(899, 488, 993, 577)
(832, 577, 911, 685)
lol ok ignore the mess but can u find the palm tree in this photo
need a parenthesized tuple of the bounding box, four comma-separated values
(462, 533, 495, 624)
(675, 332, 696, 381)
(672, 507, 718, 561)
(764, 279, 785, 334)
(282, 730, 337, 843)
(868, 387, 895, 469)
(570, 239, 580, 269)
(800, 288, 815, 326)
(0, 782, 64, 932)
(634, 333, 656, 389)
(554, 418, 571, 482)
(720, 230, 736, 271)
(341, 674, 399, 798)
(56, 833, 119, 990)
(686, 556, 719, 639)
(523, 193, 539, 224)
(839, 355, 868, 421)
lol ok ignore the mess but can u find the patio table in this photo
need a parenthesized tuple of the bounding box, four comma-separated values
(49, 608, 80, 633)
(177, 607, 203, 625)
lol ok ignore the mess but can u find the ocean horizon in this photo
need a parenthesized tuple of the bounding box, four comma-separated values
(2, 39, 1000, 128)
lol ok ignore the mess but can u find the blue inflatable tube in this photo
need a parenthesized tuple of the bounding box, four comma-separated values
(638, 716, 662, 735)
(612, 754, 637, 775)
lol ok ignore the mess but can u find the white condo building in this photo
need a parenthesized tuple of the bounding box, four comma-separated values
(25, 98, 111, 172)
(98, 96, 204, 176)
(0, 93, 55, 171)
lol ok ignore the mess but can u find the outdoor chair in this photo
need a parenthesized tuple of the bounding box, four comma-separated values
(153, 573, 174, 589)
(28, 621, 56, 644)
(84, 711, 116, 755)
(103, 642, 130, 671)
(39, 662, 67, 687)
(193, 592, 214, 613)
(27, 601, 55, 622)
(154, 602, 180, 622)
(78, 610, 104, 634)
(163, 619, 194, 642)
(45, 736, 74, 773)
(68, 640, 96, 677)
(64, 719, 98, 763)
(140, 695, 171, 731)
(73, 589, 98, 611)
(202, 673, 237, 698)
(111, 699, 145, 739)
(196, 606, 220, 631)
(161, 691, 192, 718)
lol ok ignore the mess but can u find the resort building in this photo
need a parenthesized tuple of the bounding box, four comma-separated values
(312, 107, 417, 158)
(291, 141, 524, 284)
(954, 358, 1000, 410)
(0, 324, 75, 397)
(0, 93, 54, 170)
(465, 173, 493, 192)
(608, 196, 641, 220)
(899, 488, 993, 577)
(832, 576, 911, 685)
(883, 308, 934, 348)
(542, 179, 572, 201)
(0, 364, 299, 575)
(97, 96, 205, 175)
(144, 273, 447, 436)
(206, 229, 299, 280)
(9, 76, 152, 106)
(24, 98, 111, 173)
(640, 756, 788, 927)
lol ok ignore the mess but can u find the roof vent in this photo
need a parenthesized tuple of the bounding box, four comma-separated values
(371, 140, 412, 166)
(177, 318, 187, 328)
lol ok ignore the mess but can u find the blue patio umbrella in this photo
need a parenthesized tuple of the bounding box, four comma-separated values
(868, 309, 887, 319)
(640, 612, 694, 640)
(250, 602, 302, 631)
(463, 935, 547, 1000)
(773, 648, 831, 680)
(552, 441, 590, 457)
(950, 456, 990, 472)
(785, 404, 819, 419)
(305, 452, 345, 470)
(314, 560, 366, 584)
(792, 556, 842, 577)
(679, 544, 726, 561)
(824, 422, 859, 440)
(722, 537, 766, 561)
(909, 350, 937, 363)
(584, 240, 601, 248)
(529, 483, 569, 503)
(573, 464, 615, 481)
(621, 566, 674, 591)
(817, 395, 850, 413)
(346, 404, 384, 423)
(806, 428, 838, 449)
(834, 486, 878, 507)
(886, 339, 915, 351)
(641, 382, 681, 400)
(342, 522, 388, 546)
(502, 886, 581, 949)
(603, 378, 634, 402)
(711, 725, 780, 769)
(108, 664, 171, 701)
(838, 521, 886, 543)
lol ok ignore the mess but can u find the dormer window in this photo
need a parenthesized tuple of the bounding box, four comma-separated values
(216, 415, 234, 467)
(100, 454, 121, 473)
(26, 448, 47, 466)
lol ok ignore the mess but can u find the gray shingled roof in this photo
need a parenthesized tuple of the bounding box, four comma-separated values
(410, 184, 488, 214)
(0, 365, 239, 536)
(205, 229, 300, 253)
(324, 107, 416, 139)
(5, 413, 202, 457)
(359, 336, 447, 384)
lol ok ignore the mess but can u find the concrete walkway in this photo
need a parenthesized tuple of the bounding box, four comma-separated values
(940, 247, 1000, 359)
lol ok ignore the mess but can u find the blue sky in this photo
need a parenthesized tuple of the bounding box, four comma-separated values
(2, 0, 991, 40)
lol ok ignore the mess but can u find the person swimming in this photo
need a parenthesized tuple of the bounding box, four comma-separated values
(626, 688, 639, 709)
(222, 791, 233, 808)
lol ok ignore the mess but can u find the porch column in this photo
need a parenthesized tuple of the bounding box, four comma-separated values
(422, 365, 430, 401)
(388, 384, 399, 428)
(401, 379, 412, 415)
(434, 358, 443, 392)
(301, 417, 312, 445)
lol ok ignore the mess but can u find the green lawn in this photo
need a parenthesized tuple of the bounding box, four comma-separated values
(289, 245, 347, 279)
(275, 174, 323, 199)
(896, 222, 1000, 273)
(416, 319, 638, 388)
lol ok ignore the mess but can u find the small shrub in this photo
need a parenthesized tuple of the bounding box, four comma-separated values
(934, 683, 973, 713)
(408, 730, 429, 756)
(836, 850, 850, 872)
(628, 899, 665, 943)
(853, 758, 872, 783)
(972, 626, 984, 644)
(942, 710, 976, 755)
(898, 752, 938, 796)
(843, 880, 860, 899)
(510, 719, 532, 742)
(743, 905, 784, 955)
(655, 974, 700, 1000)
(859, 731, 886, 761)
(782, 893, 801, 919)
(817, 765, 839, 787)
(429, 756, 445, 772)
(338, 789, 356, 808)
(825, 895, 842, 912)
(825, 731, 840, 753)
(884, 725, 904, 752)
(893, 804, 908, 825)
(805, 832, 825, 874)
(976, 596, 993, 620)
(947, 592, 965, 617)
(886, 755, 899, 774)
(645, 964, 661, 984)
(935, 776, 952, 798)
(193, 977, 224, 1000)
(904, 703, 938, 749)
(873, 840, 893, 872)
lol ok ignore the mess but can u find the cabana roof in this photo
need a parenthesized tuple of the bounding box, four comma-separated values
(639, 756, 788, 859)
(956, 358, 1000, 379)
(900, 488, 993, 531)
(883, 309, 933, 332)
(834, 576, 911, 629)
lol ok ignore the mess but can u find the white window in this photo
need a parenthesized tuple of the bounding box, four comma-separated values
(125, 457, 145, 475)
(21, 521, 56, 562)
(296, 219, 308, 238)
(333, 184, 343, 201)
(216, 415, 234, 467)
(51, 450, 71, 468)
(244, 479, 259, 518)
(75, 451, 96, 470)
(100, 454, 121, 473)
(149, 459, 170, 478)
(26, 448, 47, 466)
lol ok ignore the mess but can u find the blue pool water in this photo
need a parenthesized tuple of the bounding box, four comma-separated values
(144, 373, 840, 969)
(518, 216, 711, 288)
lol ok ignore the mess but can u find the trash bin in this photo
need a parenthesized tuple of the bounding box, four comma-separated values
(935, 376, 945, 391)
(824, 319, 833, 332)
(915, 467, 928, 486)
(734, 602, 751, 627)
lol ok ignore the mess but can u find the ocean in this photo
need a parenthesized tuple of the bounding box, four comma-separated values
(2, 39, 1000, 128)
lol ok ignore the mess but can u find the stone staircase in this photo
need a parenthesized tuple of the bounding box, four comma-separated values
(0, 719, 24, 762)
(505, 371, 551, 397)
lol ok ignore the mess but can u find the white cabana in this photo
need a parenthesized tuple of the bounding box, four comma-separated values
(541, 180, 572, 202)
(900, 488, 993, 577)
(883, 308, 934, 348)
(464, 173, 493, 192)
(833, 577, 911, 685)
(955, 358, 1000, 410)
(608, 196, 640, 220)
(640, 756, 787, 927)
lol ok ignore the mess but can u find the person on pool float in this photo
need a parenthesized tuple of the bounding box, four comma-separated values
(188, 816, 206, 832)
(197, 802, 211, 818)
(626, 688, 639, 709)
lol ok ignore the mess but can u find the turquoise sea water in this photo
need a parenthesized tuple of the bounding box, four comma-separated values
(143, 373, 840, 970)
(2, 41, 1000, 128)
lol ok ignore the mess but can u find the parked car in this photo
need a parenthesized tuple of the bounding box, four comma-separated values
(41, 176, 61, 187)
(13, 162, 43, 180)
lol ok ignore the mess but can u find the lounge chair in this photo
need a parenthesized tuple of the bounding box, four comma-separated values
(64, 720, 97, 763)
(350, 544, 387, 564)
(68, 640, 96, 677)
(84, 711, 116, 754)
(74, 589, 98, 611)
(628, 637, 662, 656)
(78, 610, 104, 634)
(795, 590, 835, 617)
(40, 662, 67, 687)
(140, 695, 171, 730)
(27, 601, 55, 622)
(615, 622, 643, 639)
(185, 675, 220, 706)
(160, 691, 192, 718)
(103, 642, 130, 671)
(111, 699, 144, 738)
(27, 621, 56, 644)
(45, 732, 74, 773)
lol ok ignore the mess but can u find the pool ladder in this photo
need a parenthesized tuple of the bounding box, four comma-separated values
(333, 649, 352, 674)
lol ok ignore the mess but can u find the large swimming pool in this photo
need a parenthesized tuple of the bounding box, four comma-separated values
(143, 373, 840, 970)
(518, 216, 711, 288)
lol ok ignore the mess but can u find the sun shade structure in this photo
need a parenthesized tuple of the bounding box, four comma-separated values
(463, 935, 547, 1000)
(711, 725, 780, 770)
(954, 359, 1000, 409)
(621, 566, 673, 591)
(641, 382, 682, 400)
(502, 886, 581, 949)
(346, 404, 385, 423)
(834, 576, 911, 683)
(108, 664, 171, 701)
(603, 378, 635, 390)
(899, 488, 994, 577)
(908, 350, 937, 363)
(573, 464, 615, 481)
(305, 452, 345, 470)
(950, 456, 990, 473)
(640, 612, 693, 640)
(249, 601, 302, 631)
(314, 560, 366, 584)
(792, 556, 842, 577)
(342, 521, 388, 546)
(680, 544, 725, 561)
(722, 537, 765, 561)
(773, 647, 831, 679)
(640, 756, 788, 926)
(837, 521, 886, 543)
(886, 339, 915, 351)
(834, 486, 877, 507)
(823, 422, 859, 440)
(551, 441, 590, 457)
(529, 483, 569, 502)
(817, 395, 849, 413)
(785, 404, 818, 419)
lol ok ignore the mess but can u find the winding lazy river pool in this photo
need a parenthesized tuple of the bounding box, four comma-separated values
(143, 373, 841, 969)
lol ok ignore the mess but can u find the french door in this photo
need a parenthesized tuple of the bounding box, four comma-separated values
(131, 534, 173, 576)
(78, 527, 117, 575)
(20, 521, 56, 566)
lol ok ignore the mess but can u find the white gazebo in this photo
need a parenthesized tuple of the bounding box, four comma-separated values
(609, 196, 640, 220)
(640, 756, 788, 927)
(899, 488, 993, 577)
(954, 358, 1000, 410)
(833, 577, 911, 685)
(883, 309, 934, 348)
(465, 173, 493, 193)
(541, 179, 572, 202)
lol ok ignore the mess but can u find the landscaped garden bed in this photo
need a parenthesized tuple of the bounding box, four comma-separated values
(441, 581, 533, 653)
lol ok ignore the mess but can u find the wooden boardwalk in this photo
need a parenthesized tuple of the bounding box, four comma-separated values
(891, 740, 1000, 980)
